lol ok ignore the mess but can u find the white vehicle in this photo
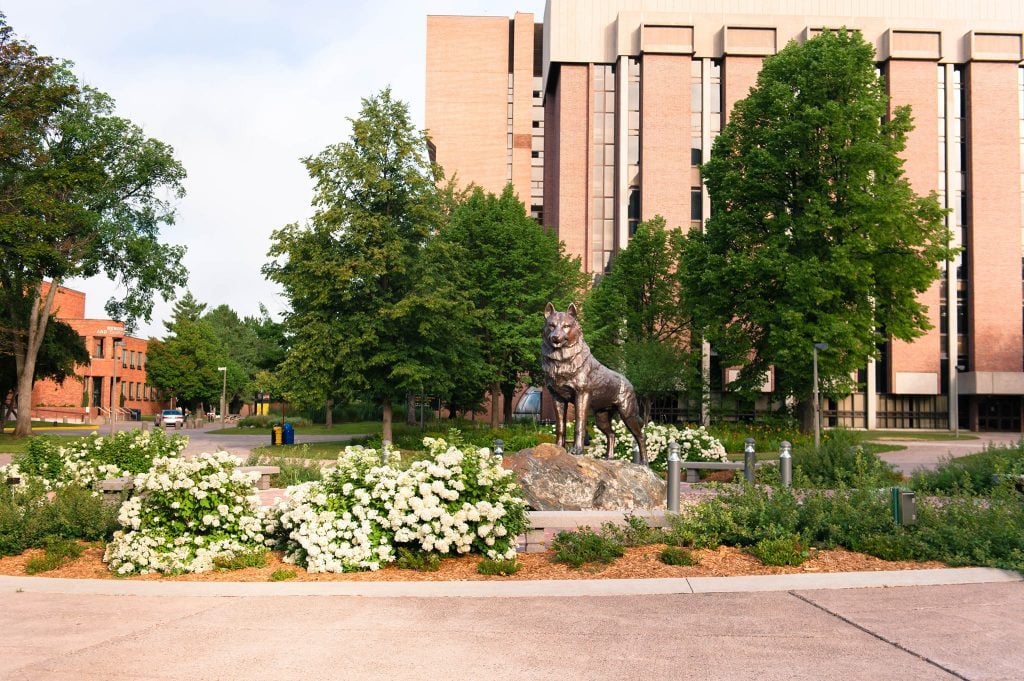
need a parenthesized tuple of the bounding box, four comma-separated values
(157, 409, 184, 428)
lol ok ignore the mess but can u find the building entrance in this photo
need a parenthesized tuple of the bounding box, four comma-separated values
(975, 396, 1022, 431)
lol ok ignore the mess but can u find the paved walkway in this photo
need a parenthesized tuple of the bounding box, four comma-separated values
(1, 571, 1021, 680)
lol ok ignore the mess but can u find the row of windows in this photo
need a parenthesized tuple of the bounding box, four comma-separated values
(92, 337, 145, 369)
(120, 381, 160, 401)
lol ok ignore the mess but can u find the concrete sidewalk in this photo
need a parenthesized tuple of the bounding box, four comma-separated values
(1, 572, 1021, 680)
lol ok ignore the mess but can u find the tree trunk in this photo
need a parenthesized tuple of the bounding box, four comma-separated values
(382, 396, 393, 444)
(489, 381, 501, 430)
(797, 398, 815, 434)
(14, 283, 58, 437)
(405, 392, 416, 426)
(325, 398, 334, 428)
(502, 384, 514, 425)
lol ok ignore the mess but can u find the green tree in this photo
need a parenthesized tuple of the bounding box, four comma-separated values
(145, 296, 242, 413)
(0, 16, 187, 436)
(439, 184, 586, 426)
(202, 303, 285, 412)
(676, 29, 951, 431)
(583, 217, 696, 422)
(265, 88, 468, 441)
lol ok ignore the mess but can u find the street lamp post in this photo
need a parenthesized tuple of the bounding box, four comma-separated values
(813, 342, 828, 450)
(218, 367, 227, 430)
(109, 340, 124, 436)
(953, 364, 965, 438)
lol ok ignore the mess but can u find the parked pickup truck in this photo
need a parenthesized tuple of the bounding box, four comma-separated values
(156, 409, 184, 428)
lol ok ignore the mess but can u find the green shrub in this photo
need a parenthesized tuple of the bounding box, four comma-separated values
(659, 546, 697, 566)
(911, 487, 1024, 572)
(669, 483, 802, 549)
(477, 558, 521, 576)
(599, 514, 663, 547)
(213, 549, 269, 571)
(910, 443, 1024, 495)
(270, 568, 297, 581)
(550, 528, 624, 568)
(24, 537, 86, 574)
(0, 483, 118, 556)
(748, 535, 808, 566)
(238, 414, 311, 429)
(395, 547, 442, 572)
(793, 429, 902, 488)
(247, 453, 323, 486)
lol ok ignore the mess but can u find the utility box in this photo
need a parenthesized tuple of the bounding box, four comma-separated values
(890, 487, 917, 526)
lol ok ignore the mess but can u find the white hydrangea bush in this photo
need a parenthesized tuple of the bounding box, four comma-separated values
(588, 421, 728, 470)
(8, 429, 187, 490)
(103, 451, 267, 575)
(266, 440, 528, 573)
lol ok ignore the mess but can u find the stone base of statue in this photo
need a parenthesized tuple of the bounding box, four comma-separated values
(502, 443, 666, 511)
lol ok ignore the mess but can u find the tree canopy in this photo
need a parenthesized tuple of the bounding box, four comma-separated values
(438, 184, 585, 425)
(265, 88, 469, 440)
(676, 29, 952, 429)
(584, 216, 696, 422)
(0, 15, 187, 435)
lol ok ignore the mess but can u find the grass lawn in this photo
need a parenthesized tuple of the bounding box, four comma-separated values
(251, 440, 371, 460)
(0, 433, 68, 454)
(209, 421, 380, 436)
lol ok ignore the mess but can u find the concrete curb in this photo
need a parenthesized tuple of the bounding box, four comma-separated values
(1, 567, 1018, 598)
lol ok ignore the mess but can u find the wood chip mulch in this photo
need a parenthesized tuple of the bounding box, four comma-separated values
(0, 543, 946, 582)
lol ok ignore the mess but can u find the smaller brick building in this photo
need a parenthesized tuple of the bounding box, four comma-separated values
(29, 285, 163, 424)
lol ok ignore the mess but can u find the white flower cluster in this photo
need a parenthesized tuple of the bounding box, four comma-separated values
(588, 421, 728, 470)
(267, 440, 527, 573)
(9, 429, 187, 490)
(103, 451, 267, 575)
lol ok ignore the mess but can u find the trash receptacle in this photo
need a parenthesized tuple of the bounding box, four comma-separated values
(282, 422, 295, 445)
(271, 425, 283, 446)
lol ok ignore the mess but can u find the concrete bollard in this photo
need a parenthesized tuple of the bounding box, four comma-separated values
(744, 438, 756, 483)
(779, 440, 792, 488)
(667, 440, 680, 513)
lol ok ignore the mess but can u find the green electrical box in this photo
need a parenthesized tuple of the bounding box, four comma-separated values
(890, 487, 917, 526)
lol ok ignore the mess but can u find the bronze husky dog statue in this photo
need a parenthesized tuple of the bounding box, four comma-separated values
(542, 302, 648, 465)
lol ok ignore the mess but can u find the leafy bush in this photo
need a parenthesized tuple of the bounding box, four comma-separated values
(477, 557, 521, 575)
(911, 442, 1024, 495)
(550, 528, 624, 567)
(668, 483, 802, 549)
(103, 452, 268, 575)
(238, 414, 311, 429)
(266, 438, 528, 573)
(0, 482, 118, 556)
(6, 429, 186, 489)
(395, 547, 442, 571)
(793, 429, 901, 488)
(270, 568, 296, 581)
(25, 537, 87, 575)
(247, 453, 323, 486)
(748, 535, 809, 566)
(598, 514, 664, 547)
(659, 546, 696, 566)
(213, 548, 269, 571)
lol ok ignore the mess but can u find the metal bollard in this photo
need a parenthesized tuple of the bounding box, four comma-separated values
(779, 440, 792, 488)
(631, 443, 641, 465)
(493, 438, 504, 459)
(744, 438, 756, 483)
(667, 440, 680, 513)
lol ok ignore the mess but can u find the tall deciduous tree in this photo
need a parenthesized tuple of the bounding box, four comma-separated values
(0, 16, 187, 436)
(584, 216, 696, 422)
(676, 29, 951, 431)
(439, 185, 585, 426)
(265, 88, 467, 441)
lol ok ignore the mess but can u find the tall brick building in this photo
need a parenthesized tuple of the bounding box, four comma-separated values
(427, 0, 1024, 431)
(28, 286, 161, 424)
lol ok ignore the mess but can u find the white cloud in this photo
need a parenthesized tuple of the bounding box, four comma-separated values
(3, 0, 545, 337)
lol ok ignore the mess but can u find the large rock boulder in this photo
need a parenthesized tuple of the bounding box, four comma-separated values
(502, 443, 666, 511)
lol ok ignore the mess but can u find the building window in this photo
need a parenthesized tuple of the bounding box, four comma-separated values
(531, 75, 545, 223)
(591, 63, 616, 272)
(94, 338, 104, 358)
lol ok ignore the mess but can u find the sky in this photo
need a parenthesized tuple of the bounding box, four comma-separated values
(3, 0, 547, 338)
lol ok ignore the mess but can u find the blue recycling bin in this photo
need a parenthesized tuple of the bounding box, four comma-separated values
(282, 422, 295, 445)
